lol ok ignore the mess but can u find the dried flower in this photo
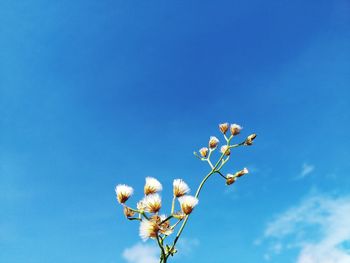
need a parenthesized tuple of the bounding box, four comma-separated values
(143, 193, 162, 213)
(124, 206, 135, 218)
(226, 174, 236, 185)
(245, 133, 257, 145)
(115, 184, 133, 204)
(139, 219, 159, 241)
(178, 195, 199, 215)
(144, 177, 162, 195)
(230, 124, 242, 136)
(236, 168, 249, 177)
(173, 179, 190, 197)
(219, 123, 229, 134)
(208, 136, 219, 149)
(158, 215, 173, 236)
(220, 145, 230, 156)
(199, 147, 209, 158)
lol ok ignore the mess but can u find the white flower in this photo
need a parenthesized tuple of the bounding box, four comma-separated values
(209, 136, 219, 149)
(178, 195, 199, 215)
(139, 219, 159, 241)
(230, 123, 242, 136)
(144, 177, 162, 195)
(142, 193, 162, 213)
(115, 184, 133, 204)
(173, 179, 190, 197)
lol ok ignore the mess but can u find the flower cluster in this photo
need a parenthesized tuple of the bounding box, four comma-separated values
(115, 122, 256, 263)
(115, 177, 197, 242)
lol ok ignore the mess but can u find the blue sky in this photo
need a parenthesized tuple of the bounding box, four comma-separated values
(1, 1, 350, 263)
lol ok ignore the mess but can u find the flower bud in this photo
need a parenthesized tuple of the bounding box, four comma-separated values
(208, 136, 219, 149)
(199, 147, 209, 158)
(226, 174, 236, 185)
(235, 167, 249, 177)
(220, 145, 230, 156)
(230, 124, 242, 136)
(123, 206, 135, 218)
(245, 133, 257, 146)
(219, 123, 229, 134)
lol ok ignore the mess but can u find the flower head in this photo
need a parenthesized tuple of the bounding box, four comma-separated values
(178, 195, 199, 215)
(139, 219, 159, 241)
(220, 145, 230, 156)
(209, 136, 219, 149)
(144, 177, 162, 195)
(115, 184, 133, 204)
(230, 124, 242, 136)
(199, 147, 209, 158)
(219, 123, 229, 134)
(142, 193, 162, 213)
(173, 179, 190, 197)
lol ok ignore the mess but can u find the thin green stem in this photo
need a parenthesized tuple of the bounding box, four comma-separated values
(166, 136, 234, 259)
(171, 196, 176, 214)
(157, 234, 166, 263)
(215, 170, 227, 179)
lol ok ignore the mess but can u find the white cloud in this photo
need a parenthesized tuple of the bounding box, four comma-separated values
(176, 237, 200, 256)
(297, 163, 315, 179)
(262, 194, 350, 263)
(122, 243, 159, 263)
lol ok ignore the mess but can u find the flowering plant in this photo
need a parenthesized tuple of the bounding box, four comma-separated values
(115, 123, 257, 263)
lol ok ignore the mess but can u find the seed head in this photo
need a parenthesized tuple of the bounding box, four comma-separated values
(144, 177, 162, 195)
(173, 179, 190, 197)
(230, 124, 242, 136)
(139, 219, 159, 241)
(115, 184, 133, 204)
(199, 147, 209, 158)
(142, 193, 162, 213)
(178, 195, 199, 215)
(220, 145, 230, 156)
(209, 136, 219, 149)
(219, 123, 229, 134)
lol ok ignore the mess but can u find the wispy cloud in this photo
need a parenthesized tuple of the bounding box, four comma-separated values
(122, 243, 158, 263)
(122, 238, 199, 263)
(261, 193, 350, 263)
(296, 163, 315, 179)
(176, 237, 200, 256)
